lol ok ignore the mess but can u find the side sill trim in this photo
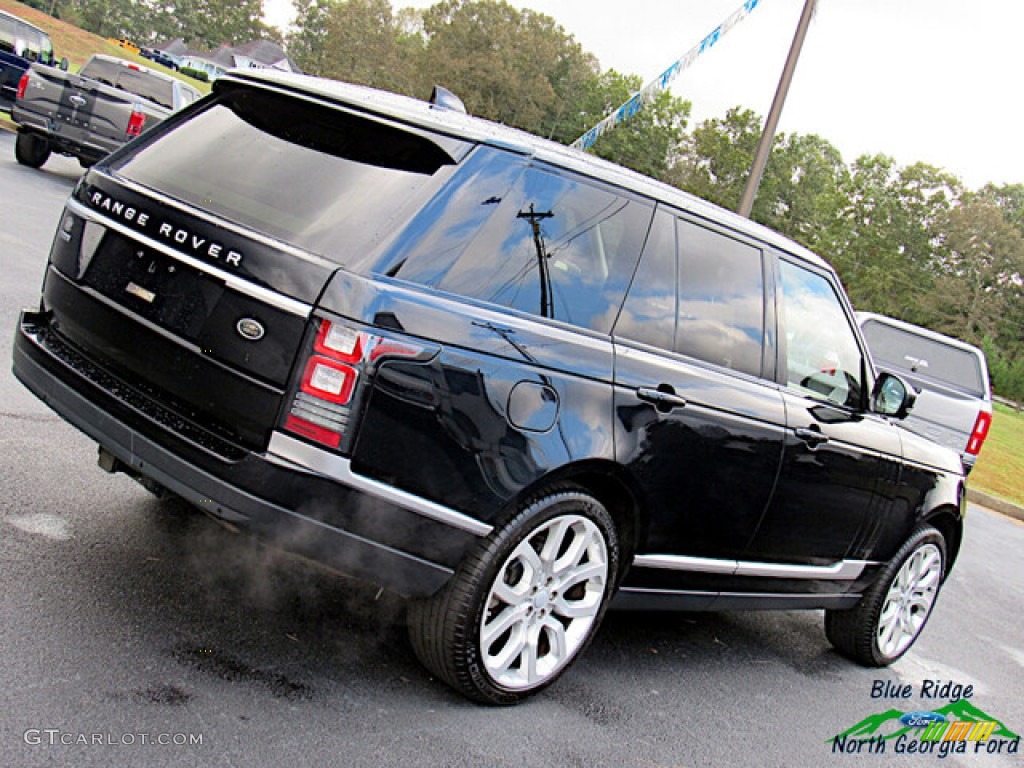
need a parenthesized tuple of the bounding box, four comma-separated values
(267, 431, 494, 537)
(631, 553, 875, 581)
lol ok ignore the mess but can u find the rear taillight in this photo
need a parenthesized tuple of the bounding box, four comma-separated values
(16, 73, 29, 101)
(966, 410, 992, 456)
(282, 318, 428, 450)
(126, 109, 146, 138)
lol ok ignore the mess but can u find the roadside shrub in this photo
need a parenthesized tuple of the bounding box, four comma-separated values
(180, 67, 209, 82)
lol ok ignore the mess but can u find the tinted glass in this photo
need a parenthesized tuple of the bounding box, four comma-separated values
(779, 261, 863, 409)
(83, 58, 175, 108)
(615, 209, 676, 350)
(675, 220, 764, 377)
(860, 320, 985, 397)
(113, 89, 462, 264)
(431, 167, 652, 332)
(381, 147, 526, 284)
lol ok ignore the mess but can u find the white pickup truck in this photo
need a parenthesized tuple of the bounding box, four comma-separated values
(857, 312, 993, 472)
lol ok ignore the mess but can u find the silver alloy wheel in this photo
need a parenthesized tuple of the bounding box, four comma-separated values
(876, 542, 942, 658)
(479, 513, 609, 690)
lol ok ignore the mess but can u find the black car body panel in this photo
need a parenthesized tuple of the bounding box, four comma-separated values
(11, 71, 966, 695)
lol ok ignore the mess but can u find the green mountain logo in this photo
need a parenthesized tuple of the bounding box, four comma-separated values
(831, 699, 1019, 742)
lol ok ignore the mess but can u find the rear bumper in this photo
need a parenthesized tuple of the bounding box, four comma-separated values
(11, 109, 118, 162)
(13, 309, 484, 597)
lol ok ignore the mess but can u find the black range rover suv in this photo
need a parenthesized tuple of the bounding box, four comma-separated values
(13, 70, 965, 704)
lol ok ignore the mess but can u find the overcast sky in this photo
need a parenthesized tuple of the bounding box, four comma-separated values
(263, 0, 1021, 190)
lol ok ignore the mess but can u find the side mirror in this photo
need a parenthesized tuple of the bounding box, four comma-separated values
(60, 58, 69, 71)
(872, 372, 916, 419)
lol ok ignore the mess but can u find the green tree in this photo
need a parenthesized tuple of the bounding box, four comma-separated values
(419, 0, 597, 135)
(315, 0, 420, 93)
(288, 0, 336, 75)
(667, 107, 848, 255)
(148, 0, 276, 47)
(668, 106, 762, 211)
(831, 156, 961, 319)
(924, 201, 1024, 347)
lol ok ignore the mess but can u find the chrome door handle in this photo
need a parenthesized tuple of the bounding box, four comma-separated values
(637, 387, 688, 412)
(795, 426, 829, 447)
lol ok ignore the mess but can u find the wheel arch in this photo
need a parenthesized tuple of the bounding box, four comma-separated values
(922, 505, 963, 578)
(505, 459, 648, 582)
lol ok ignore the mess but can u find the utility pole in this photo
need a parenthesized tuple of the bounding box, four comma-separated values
(737, 0, 817, 218)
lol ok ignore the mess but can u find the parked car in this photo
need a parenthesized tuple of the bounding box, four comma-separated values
(0, 8, 66, 111)
(12, 54, 201, 169)
(140, 47, 180, 71)
(107, 37, 140, 54)
(12, 70, 966, 704)
(857, 312, 992, 472)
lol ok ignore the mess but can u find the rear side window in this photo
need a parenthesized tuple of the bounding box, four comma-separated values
(111, 87, 464, 264)
(616, 211, 765, 378)
(675, 220, 764, 377)
(860, 320, 985, 397)
(400, 166, 653, 333)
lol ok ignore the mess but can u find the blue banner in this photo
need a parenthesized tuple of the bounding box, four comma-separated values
(572, 0, 763, 151)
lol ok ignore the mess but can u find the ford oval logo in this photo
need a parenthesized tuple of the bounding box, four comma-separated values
(69, 94, 88, 107)
(236, 318, 265, 341)
(899, 711, 946, 728)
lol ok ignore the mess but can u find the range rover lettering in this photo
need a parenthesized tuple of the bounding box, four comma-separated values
(12, 71, 966, 704)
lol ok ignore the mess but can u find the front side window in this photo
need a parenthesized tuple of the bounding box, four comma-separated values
(779, 260, 864, 409)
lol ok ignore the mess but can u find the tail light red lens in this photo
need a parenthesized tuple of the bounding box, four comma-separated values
(966, 410, 992, 456)
(282, 318, 428, 451)
(126, 110, 146, 138)
(301, 357, 357, 404)
(16, 73, 29, 101)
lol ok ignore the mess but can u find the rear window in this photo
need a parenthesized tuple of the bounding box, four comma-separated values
(860, 319, 986, 396)
(82, 58, 174, 109)
(111, 87, 464, 263)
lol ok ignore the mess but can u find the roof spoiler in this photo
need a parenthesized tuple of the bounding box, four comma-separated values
(429, 85, 467, 114)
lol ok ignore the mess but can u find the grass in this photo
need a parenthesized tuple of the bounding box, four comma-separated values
(0, 0, 210, 94)
(970, 403, 1024, 507)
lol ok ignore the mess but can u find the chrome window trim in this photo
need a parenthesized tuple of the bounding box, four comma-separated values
(267, 431, 494, 537)
(66, 198, 312, 318)
(631, 553, 875, 581)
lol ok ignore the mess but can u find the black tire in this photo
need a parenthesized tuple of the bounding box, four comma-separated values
(408, 487, 619, 704)
(825, 525, 946, 667)
(15, 131, 50, 169)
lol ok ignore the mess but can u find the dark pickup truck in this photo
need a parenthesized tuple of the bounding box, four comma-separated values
(12, 53, 201, 169)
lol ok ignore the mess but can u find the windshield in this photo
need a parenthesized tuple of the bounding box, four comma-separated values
(111, 87, 465, 266)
